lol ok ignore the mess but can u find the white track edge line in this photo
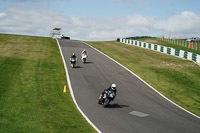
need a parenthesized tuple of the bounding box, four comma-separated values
(82, 41, 200, 119)
(56, 39, 102, 133)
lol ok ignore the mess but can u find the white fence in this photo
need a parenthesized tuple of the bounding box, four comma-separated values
(120, 38, 200, 65)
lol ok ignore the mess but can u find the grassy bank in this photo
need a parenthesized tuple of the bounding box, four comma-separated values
(0, 34, 96, 133)
(86, 41, 200, 117)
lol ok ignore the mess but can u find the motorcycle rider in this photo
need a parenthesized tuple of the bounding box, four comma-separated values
(81, 49, 88, 63)
(70, 53, 77, 60)
(81, 49, 88, 56)
(70, 53, 77, 66)
(99, 84, 117, 104)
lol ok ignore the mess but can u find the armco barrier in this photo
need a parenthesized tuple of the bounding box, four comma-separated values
(120, 38, 200, 65)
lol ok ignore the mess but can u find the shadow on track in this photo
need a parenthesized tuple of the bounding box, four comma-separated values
(84, 62, 94, 64)
(73, 66, 83, 69)
(107, 104, 129, 108)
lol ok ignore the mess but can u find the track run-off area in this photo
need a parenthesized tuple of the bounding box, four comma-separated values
(58, 39, 200, 133)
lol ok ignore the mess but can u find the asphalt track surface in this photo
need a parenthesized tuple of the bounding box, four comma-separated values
(59, 39, 200, 133)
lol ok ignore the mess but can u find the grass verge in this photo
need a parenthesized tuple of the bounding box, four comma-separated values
(85, 41, 200, 117)
(0, 34, 96, 133)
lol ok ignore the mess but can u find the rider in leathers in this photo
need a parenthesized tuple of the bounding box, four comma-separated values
(99, 84, 117, 104)
(81, 49, 88, 56)
(70, 53, 77, 65)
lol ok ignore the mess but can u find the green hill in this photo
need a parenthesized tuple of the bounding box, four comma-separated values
(0, 34, 96, 133)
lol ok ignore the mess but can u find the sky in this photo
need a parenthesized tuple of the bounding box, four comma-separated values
(0, 0, 200, 41)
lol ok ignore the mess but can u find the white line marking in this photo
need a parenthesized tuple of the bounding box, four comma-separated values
(129, 111, 149, 117)
(56, 39, 102, 133)
(82, 41, 200, 119)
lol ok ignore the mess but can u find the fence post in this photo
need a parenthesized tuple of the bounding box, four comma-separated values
(182, 40, 183, 47)
(160, 46, 164, 52)
(195, 42, 198, 50)
(167, 48, 171, 55)
(148, 43, 151, 49)
(144, 43, 147, 48)
(139, 42, 141, 47)
(192, 53, 197, 62)
(154, 45, 157, 51)
(184, 51, 188, 59)
(175, 49, 180, 56)
(185, 40, 186, 47)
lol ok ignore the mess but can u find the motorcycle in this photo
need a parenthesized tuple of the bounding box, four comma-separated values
(81, 53, 88, 63)
(70, 57, 77, 68)
(98, 90, 116, 108)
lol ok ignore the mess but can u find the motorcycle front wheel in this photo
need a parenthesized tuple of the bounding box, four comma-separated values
(103, 98, 110, 108)
(71, 63, 74, 68)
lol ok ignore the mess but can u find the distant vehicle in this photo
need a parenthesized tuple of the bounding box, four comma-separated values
(61, 36, 70, 40)
(186, 37, 200, 42)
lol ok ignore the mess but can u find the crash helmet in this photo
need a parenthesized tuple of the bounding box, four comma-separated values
(111, 84, 116, 91)
(83, 49, 86, 51)
(72, 53, 75, 55)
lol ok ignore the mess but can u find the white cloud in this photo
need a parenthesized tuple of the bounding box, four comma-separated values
(0, 13, 6, 17)
(0, 7, 200, 40)
(154, 11, 200, 37)
(126, 11, 200, 38)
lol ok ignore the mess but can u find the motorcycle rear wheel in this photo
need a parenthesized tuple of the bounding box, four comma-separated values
(98, 94, 103, 104)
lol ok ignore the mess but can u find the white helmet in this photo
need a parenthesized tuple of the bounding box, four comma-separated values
(111, 84, 116, 91)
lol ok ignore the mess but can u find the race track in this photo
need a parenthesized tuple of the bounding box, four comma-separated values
(58, 39, 200, 133)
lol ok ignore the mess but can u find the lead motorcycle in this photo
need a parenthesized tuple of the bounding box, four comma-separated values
(81, 53, 88, 63)
(98, 90, 116, 108)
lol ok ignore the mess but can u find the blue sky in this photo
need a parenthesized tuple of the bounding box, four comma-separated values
(0, 0, 200, 40)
